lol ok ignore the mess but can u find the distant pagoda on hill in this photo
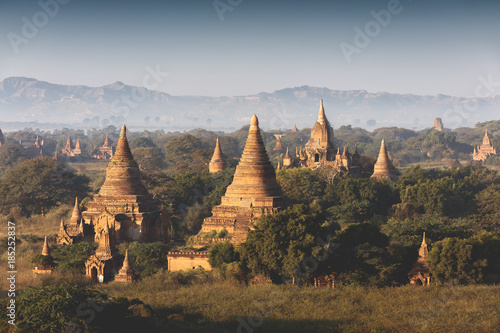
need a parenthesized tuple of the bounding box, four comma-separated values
(473, 129, 497, 162)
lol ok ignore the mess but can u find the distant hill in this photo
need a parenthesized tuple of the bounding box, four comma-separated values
(1, 77, 499, 132)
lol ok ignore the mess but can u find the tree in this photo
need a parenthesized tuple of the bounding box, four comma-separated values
(239, 204, 325, 282)
(208, 242, 239, 269)
(0, 158, 90, 216)
(323, 223, 402, 287)
(53, 242, 98, 274)
(475, 184, 500, 235)
(130, 136, 157, 149)
(132, 147, 166, 171)
(0, 142, 27, 174)
(276, 168, 325, 205)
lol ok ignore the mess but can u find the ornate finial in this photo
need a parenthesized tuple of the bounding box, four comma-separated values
(250, 115, 258, 126)
(120, 125, 127, 138)
(422, 232, 426, 244)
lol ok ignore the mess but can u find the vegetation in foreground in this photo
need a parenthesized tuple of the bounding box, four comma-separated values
(1, 271, 499, 333)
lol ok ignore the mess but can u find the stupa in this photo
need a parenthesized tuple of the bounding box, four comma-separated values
(273, 134, 284, 152)
(94, 134, 114, 159)
(208, 138, 227, 173)
(370, 140, 397, 181)
(82, 125, 169, 243)
(200, 115, 284, 244)
(408, 233, 431, 285)
(114, 250, 136, 283)
(57, 198, 93, 245)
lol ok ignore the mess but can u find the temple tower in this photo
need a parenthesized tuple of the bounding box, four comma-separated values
(408, 233, 431, 285)
(273, 134, 284, 152)
(304, 99, 336, 166)
(200, 115, 284, 244)
(208, 138, 227, 173)
(432, 117, 444, 131)
(42, 236, 50, 257)
(473, 129, 497, 162)
(115, 250, 136, 282)
(82, 125, 169, 243)
(85, 222, 115, 283)
(283, 147, 292, 167)
(0, 129, 4, 147)
(371, 140, 397, 181)
(291, 124, 298, 133)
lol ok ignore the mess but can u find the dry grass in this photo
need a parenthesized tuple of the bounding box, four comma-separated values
(99, 272, 500, 332)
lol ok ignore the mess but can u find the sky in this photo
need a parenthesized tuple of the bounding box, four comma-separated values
(1, 0, 499, 97)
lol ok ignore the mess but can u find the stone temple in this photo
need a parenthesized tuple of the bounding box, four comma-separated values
(168, 115, 284, 271)
(370, 140, 397, 181)
(473, 129, 497, 162)
(200, 114, 284, 245)
(280, 99, 361, 174)
(82, 125, 169, 243)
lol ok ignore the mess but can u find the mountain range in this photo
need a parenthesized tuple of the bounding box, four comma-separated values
(1, 77, 498, 132)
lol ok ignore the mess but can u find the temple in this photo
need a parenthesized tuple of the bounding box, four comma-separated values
(62, 136, 82, 156)
(408, 233, 431, 285)
(200, 115, 284, 245)
(168, 115, 284, 271)
(33, 236, 53, 275)
(291, 124, 298, 133)
(432, 117, 444, 131)
(85, 222, 117, 282)
(93, 134, 114, 159)
(0, 129, 4, 147)
(279, 99, 361, 174)
(82, 125, 169, 243)
(273, 134, 284, 152)
(208, 138, 227, 173)
(473, 129, 496, 162)
(114, 249, 136, 283)
(370, 140, 397, 181)
(56, 198, 94, 245)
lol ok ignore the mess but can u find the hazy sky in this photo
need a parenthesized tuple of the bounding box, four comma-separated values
(1, 0, 499, 97)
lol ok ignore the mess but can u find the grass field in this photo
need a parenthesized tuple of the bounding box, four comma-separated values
(98, 272, 500, 333)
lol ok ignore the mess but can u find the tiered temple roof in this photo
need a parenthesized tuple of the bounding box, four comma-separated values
(273, 134, 284, 152)
(473, 129, 497, 162)
(200, 115, 284, 244)
(208, 138, 227, 173)
(82, 125, 169, 243)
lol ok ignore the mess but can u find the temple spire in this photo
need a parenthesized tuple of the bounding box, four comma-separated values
(317, 99, 326, 125)
(222, 114, 283, 201)
(70, 197, 82, 224)
(371, 139, 397, 180)
(42, 236, 50, 257)
(209, 138, 227, 173)
(96, 222, 112, 260)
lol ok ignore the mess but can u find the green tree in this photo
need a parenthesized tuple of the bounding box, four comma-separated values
(475, 184, 500, 235)
(129, 136, 157, 149)
(208, 242, 239, 269)
(239, 204, 325, 282)
(276, 168, 325, 205)
(0, 158, 90, 216)
(53, 242, 98, 274)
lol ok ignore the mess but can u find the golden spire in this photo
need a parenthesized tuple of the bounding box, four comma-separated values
(209, 138, 227, 173)
(42, 236, 50, 257)
(223, 115, 283, 201)
(317, 99, 326, 125)
(371, 139, 396, 180)
(98, 125, 149, 196)
(115, 249, 135, 282)
(70, 197, 82, 224)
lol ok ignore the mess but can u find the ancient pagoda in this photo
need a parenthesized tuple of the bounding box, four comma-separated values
(408, 233, 430, 285)
(283, 147, 292, 167)
(432, 117, 444, 131)
(199, 115, 284, 245)
(33, 236, 53, 275)
(82, 125, 169, 243)
(473, 129, 497, 162)
(304, 99, 336, 165)
(114, 249, 136, 283)
(85, 222, 116, 282)
(208, 138, 227, 173)
(57, 198, 93, 245)
(62, 136, 81, 156)
(0, 129, 4, 147)
(94, 134, 114, 159)
(273, 134, 284, 152)
(371, 140, 397, 181)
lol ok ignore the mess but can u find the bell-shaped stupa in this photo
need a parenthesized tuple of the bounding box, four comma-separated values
(371, 140, 397, 180)
(200, 115, 284, 244)
(209, 138, 227, 173)
(82, 125, 169, 243)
